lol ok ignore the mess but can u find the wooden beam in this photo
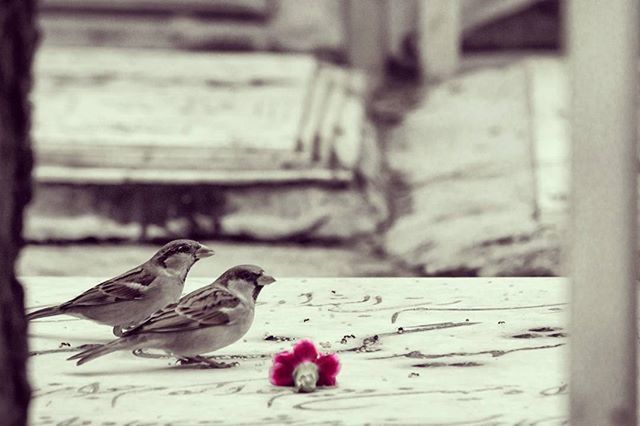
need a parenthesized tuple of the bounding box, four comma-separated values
(315, 66, 348, 164)
(386, 0, 418, 59)
(39, 0, 271, 17)
(417, 0, 461, 81)
(34, 165, 353, 186)
(342, 0, 388, 88)
(35, 143, 311, 171)
(568, 1, 638, 424)
(461, 0, 540, 35)
(296, 66, 333, 158)
(333, 72, 367, 169)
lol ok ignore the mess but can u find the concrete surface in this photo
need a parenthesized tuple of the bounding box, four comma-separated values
(18, 241, 404, 278)
(380, 54, 567, 276)
(26, 277, 568, 424)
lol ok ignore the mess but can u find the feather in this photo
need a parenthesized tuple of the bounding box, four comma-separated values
(60, 266, 155, 308)
(26, 306, 63, 320)
(129, 286, 240, 334)
(68, 335, 146, 365)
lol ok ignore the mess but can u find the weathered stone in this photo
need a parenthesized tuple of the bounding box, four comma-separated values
(27, 45, 386, 244)
(25, 277, 569, 424)
(384, 59, 541, 275)
(26, 181, 385, 243)
(220, 185, 382, 241)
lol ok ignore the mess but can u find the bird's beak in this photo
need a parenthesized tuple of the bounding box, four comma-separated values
(195, 245, 215, 259)
(257, 274, 276, 286)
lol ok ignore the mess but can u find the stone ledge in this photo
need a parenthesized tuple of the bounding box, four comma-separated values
(25, 277, 568, 424)
(28, 45, 386, 243)
(382, 56, 564, 276)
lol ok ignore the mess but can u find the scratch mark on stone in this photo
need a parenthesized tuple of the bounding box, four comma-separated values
(412, 361, 483, 368)
(540, 383, 568, 397)
(298, 292, 313, 304)
(110, 379, 262, 408)
(292, 388, 512, 412)
(339, 322, 478, 354)
(372, 343, 566, 360)
(309, 295, 371, 308)
(391, 303, 567, 323)
(266, 389, 300, 408)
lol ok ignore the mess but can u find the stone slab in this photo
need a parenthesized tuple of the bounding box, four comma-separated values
(34, 47, 316, 154)
(384, 59, 540, 275)
(25, 277, 568, 424)
(525, 57, 569, 224)
(25, 182, 383, 243)
(28, 45, 380, 243)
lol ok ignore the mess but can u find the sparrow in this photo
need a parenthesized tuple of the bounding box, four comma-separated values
(68, 264, 275, 367)
(27, 239, 215, 336)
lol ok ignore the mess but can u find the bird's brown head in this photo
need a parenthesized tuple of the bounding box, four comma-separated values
(151, 239, 215, 277)
(217, 264, 275, 301)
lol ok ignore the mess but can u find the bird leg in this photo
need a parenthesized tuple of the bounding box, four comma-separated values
(115, 324, 140, 337)
(177, 356, 238, 369)
(132, 348, 171, 359)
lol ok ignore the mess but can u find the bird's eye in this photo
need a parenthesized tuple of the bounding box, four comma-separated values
(240, 271, 256, 281)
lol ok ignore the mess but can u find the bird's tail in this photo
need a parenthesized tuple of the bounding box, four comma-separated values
(68, 335, 147, 366)
(26, 306, 64, 321)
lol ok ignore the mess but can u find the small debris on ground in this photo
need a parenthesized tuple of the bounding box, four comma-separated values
(340, 334, 356, 344)
(529, 327, 560, 332)
(512, 333, 538, 339)
(264, 335, 296, 342)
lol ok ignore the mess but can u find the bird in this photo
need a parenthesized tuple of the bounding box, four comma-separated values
(27, 239, 215, 336)
(68, 264, 275, 367)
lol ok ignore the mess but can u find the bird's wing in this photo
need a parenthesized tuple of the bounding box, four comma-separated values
(61, 266, 157, 308)
(132, 285, 244, 334)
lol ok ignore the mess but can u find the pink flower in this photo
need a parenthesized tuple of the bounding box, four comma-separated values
(269, 339, 341, 390)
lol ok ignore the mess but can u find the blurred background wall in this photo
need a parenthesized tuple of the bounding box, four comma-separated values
(19, 0, 566, 278)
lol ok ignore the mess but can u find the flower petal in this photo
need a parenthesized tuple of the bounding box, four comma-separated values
(269, 362, 295, 386)
(293, 339, 318, 362)
(273, 350, 295, 366)
(315, 353, 341, 386)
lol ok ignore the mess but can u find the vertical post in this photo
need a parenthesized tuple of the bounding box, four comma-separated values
(0, 0, 37, 423)
(342, 0, 388, 90)
(569, 1, 638, 425)
(416, 0, 460, 81)
(386, 0, 418, 60)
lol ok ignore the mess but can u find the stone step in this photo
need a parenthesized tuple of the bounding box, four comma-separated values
(40, 0, 272, 18)
(382, 56, 544, 276)
(27, 45, 385, 243)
